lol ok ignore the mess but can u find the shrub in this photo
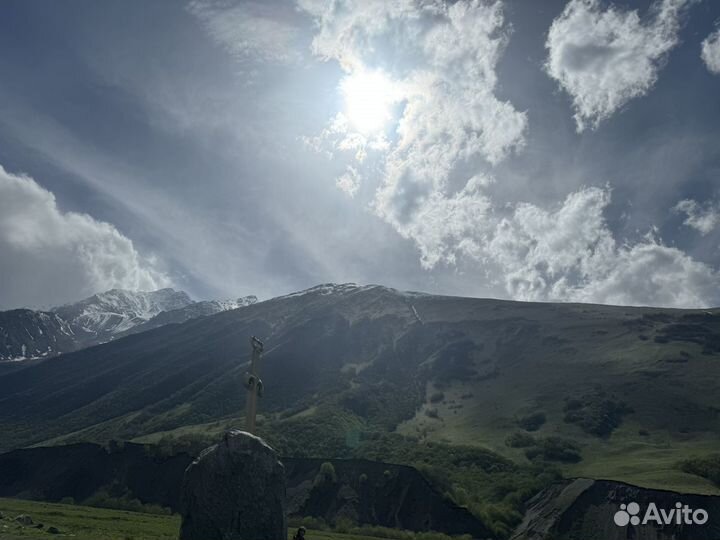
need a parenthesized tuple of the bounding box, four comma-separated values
(563, 396, 632, 437)
(314, 461, 337, 486)
(425, 408, 440, 419)
(430, 392, 445, 404)
(505, 432, 536, 448)
(680, 455, 720, 486)
(524, 437, 581, 463)
(516, 412, 546, 432)
(288, 516, 329, 531)
(335, 516, 356, 533)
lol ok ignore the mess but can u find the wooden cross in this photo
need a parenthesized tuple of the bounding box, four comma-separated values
(244, 336, 264, 434)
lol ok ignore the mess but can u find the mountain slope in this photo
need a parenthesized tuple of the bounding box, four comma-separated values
(51, 288, 194, 343)
(0, 289, 256, 361)
(0, 309, 76, 361)
(115, 296, 258, 339)
(1, 283, 719, 496)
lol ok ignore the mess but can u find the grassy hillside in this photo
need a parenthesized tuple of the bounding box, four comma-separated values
(0, 498, 474, 540)
(2, 284, 720, 499)
(0, 498, 178, 540)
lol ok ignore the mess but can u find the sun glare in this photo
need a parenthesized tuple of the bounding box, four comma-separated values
(340, 70, 397, 135)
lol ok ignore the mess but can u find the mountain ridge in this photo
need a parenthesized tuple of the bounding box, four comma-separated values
(1, 283, 719, 498)
(0, 288, 257, 361)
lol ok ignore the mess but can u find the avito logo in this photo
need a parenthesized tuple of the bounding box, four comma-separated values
(614, 501, 709, 527)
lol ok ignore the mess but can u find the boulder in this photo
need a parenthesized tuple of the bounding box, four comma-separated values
(179, 430, 287, 540)
(511, 478, 720, 540)
(14, 514, 33, 526)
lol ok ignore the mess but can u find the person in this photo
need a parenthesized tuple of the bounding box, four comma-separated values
(293, 526, 306, 540)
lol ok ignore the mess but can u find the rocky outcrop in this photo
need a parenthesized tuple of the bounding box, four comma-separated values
(511, 478, 720, 540)
(0, 441, 191, 510)
(179, 431, 287, 540)
(14, 514, 33, 526)
(0, 442, 491, 537)
(283, 457, 491, 538)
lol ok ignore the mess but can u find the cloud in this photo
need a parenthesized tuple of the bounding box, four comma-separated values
(300, 0, 720, 308)
(487, 187, 719, 307)
(336, 165, 361, 197)
(545, 0, 692, 131)
(701, 28, 720, 74)
(301, 0, 527, 167)
(187, 0, 302, 64)
(673, 198, 720, 234)
(0, 166, 170, 309)
(302, 0, 527, 258)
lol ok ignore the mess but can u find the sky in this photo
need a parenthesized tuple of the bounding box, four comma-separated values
(1, 0, 720, 310)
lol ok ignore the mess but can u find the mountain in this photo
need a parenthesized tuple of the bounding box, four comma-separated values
(0, 289, 256, 361)
(0, 309, 77, 361)
(52, 288, 195, 344)
(1, 282, 720, 535)
(115, 296, 258, 339)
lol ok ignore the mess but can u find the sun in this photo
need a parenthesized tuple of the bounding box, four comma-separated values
(340, 69, 398, 135)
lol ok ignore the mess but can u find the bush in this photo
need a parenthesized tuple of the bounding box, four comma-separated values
(524, 437, 581, 463)
(425, 408, 440, 419)
(430, 392, 445, 404)
(83, 490, 172, 515)
(288, 516, 329, 531)
(563, 397, 632, 437)
(516, 412, 546, 432)
(680, 455, 720, 486)
(335, 516, 356, 533)
(505, 432, 536, 448)
(314, 461, 338, 487)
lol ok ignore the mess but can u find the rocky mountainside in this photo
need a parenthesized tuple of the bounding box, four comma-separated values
(115, 296, 258, 339)
(1, 440, 718, 539)
(52, 288, 195, 341)
(0, 309, 77, 361)
(0, 289, 256, 361)
(511, 478, 720, 539)
(0, 440, 490, 537)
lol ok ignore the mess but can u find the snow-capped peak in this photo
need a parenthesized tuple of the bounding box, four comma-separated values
(277, 283, 368, 300)
(206, 295, 258, 311)
(52, 288, 194, 337)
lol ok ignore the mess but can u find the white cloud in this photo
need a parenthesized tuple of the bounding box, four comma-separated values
(301, 0, 527, 167)
(300, 0, 720, 308)
(673, 198, 720, 234)
(379, 176, 720, 307)
(336, 165, 361, 197)
(701, 28, 720, 74)
(302, 0, 527, 262)
(545, 0, 692, 131)
(0, 166, 170, 309)
(188, 0, 302, 64)
(487, 187, 719, 307)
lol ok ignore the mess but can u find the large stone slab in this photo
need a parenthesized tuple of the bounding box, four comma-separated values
(511, 478, 720, 540)
(179, 430, 287, 540)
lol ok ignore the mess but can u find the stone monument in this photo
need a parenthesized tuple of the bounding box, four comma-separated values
(179, 429, 287, 540)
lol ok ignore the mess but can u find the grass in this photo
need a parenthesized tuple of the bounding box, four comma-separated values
(0, 498, 179, 540)
(0, 499, 466, 540)
(394, 313, 720, 496)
